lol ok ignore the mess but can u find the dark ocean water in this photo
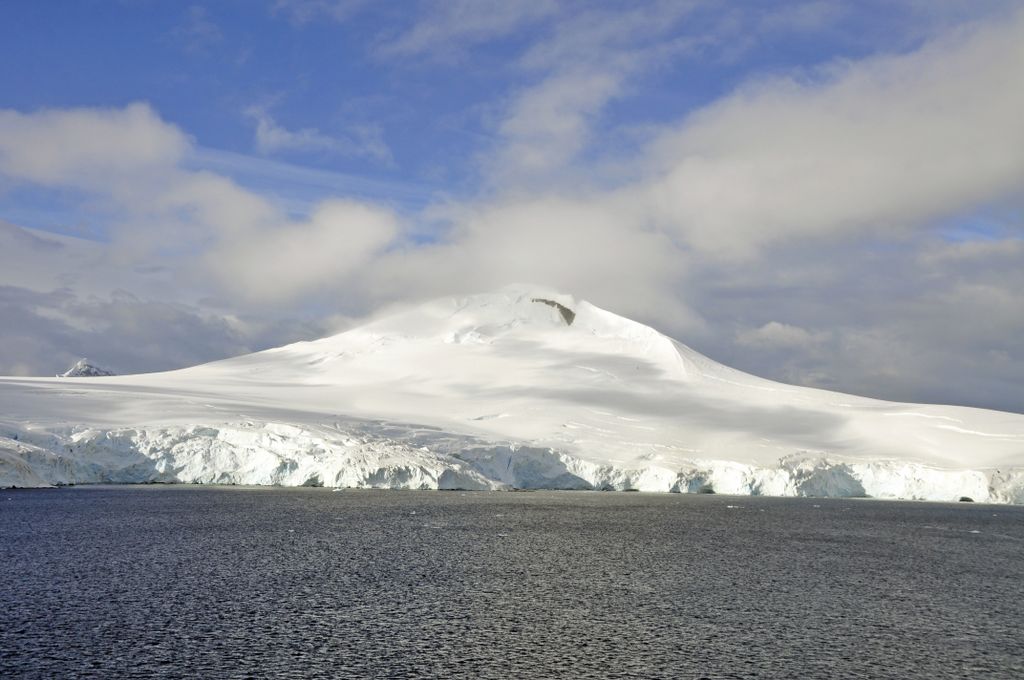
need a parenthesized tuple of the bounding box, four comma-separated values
(1, 487, 1022, 679)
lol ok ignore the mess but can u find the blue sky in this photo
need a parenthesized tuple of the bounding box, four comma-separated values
(1, 1, 1023, 411)
(3, 0, 990, 229)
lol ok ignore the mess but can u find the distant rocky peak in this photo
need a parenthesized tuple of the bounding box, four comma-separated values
(59, 358, 115, 378)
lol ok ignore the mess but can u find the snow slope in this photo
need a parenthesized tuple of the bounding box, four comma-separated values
(2, 286, 1023, 502)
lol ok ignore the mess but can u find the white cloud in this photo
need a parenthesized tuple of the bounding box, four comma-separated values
(492, 70, 621, 184)
(641, 9, 1024, 256)
(0, 102, 188, 186)
(0, 102, 402, 308)
(736, 322, 828, 350)
(360, 194, 704, 335)
(270, 0, 367, 25)
(208, 199, 399, 303)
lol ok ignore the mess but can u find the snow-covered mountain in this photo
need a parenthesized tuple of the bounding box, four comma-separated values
(2, 286, 1023, 502)
(59, 358, 115, 378)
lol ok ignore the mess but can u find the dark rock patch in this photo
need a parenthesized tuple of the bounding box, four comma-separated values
(532, 298, 576, 325)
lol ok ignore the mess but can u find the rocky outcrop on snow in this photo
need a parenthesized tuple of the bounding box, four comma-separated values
(59, 358, 115, 378)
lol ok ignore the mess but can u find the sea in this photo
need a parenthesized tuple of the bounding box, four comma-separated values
(1, 487, 1022, 679)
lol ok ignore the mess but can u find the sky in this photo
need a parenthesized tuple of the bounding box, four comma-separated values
(0, 0, 1022, 413)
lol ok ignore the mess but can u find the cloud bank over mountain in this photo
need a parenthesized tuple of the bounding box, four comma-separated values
(0, 2, 1021, 411)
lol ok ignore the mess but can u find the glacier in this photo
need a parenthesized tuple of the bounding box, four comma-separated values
(2, 286, 1023, 502)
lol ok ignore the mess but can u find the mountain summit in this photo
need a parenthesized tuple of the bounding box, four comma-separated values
(2, 287, 1023, 501)
(59, 358, 115, 378)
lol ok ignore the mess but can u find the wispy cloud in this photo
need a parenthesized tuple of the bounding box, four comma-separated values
(188, 147, 434, 211)
(169, 5, 223, 55)
(516, 0, 697, 72)
(244, 105, 392, 164)
(270, 0, 367, 26)
(376, 0, 558, 59)
(473, 2, 700, 187)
